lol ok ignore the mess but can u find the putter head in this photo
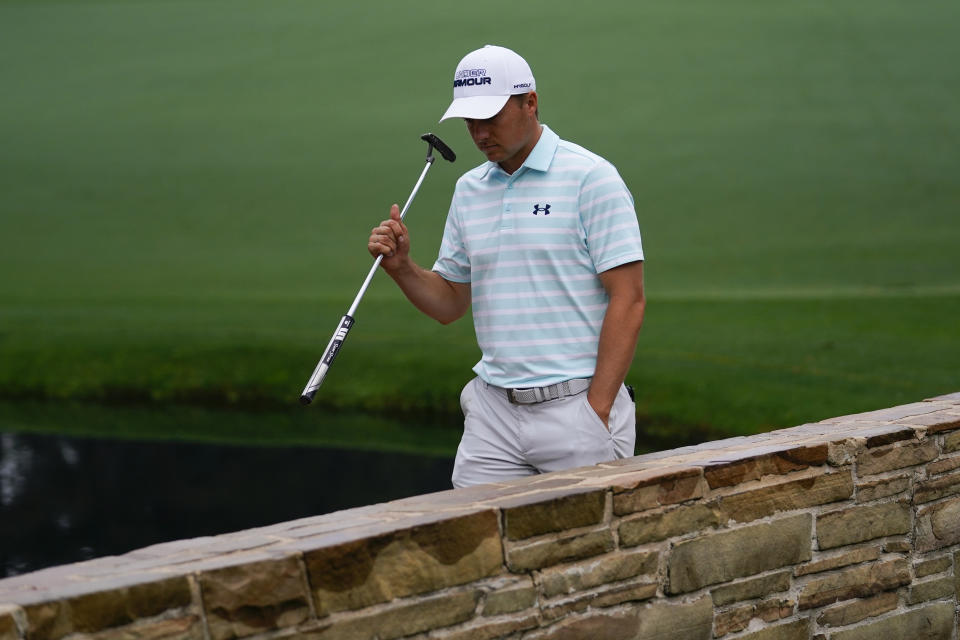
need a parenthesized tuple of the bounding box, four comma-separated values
(421, 133, 456, 163)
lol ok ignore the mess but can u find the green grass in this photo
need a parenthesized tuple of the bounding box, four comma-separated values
(1, 0, 958, 450)
(0, 400, 462, 456)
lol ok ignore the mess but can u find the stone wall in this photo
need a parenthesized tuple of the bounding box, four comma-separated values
(2, 391, 960, 640)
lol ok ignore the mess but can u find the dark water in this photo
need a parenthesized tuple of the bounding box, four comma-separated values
(0, 431, 454, 578)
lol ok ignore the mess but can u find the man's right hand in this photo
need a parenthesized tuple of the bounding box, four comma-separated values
(367, 204, 410, 273)
(364, 203, 471, 325)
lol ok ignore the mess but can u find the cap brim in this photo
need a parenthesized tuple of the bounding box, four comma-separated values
(439, 95, 510, 122)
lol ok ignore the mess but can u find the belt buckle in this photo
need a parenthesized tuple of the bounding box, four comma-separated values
(507, 388, 520, 404)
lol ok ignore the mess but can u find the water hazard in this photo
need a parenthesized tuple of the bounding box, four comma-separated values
(0, 407, 456, 578)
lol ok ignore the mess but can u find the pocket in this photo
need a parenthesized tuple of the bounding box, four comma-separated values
(571, 395, 615, 466)
(610, 385, 637, 459)
(581, 395, 612, 436)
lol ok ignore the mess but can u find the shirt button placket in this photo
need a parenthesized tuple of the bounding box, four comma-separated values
(502, 180, 514, 228)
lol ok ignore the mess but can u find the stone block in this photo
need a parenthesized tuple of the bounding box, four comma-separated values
(907, 576, 954, 605)
(828, 602, 954, 640)
(862, 425, 919, 447)
(21, 602, 64, 640)
(540, 581, 658, 620)
(900, 410, 960, 433)
(717, 471, 852, 523)
(304, 509, 501, 615)
(481, 578, 536, 617)
(522, 593, 713, 640)
(914, 554, 951, 578)
(619, 503, 719, 547)
(611, 468, 703, 515)
(539, 549, 658, 597)
(915, 470, 960, 503)
(309, 589, 481, 640)
(797, 558, 909, 609)
(916, 496, 960, 552)
(956, 549, 960, 599)
(794, 545, 881, 577)
(0, 605, 22, 640)
(710, 570, 791, 606)
(502, 489, 606, 540)
(426, 613, 539, 640)
(827, 440, 858, 466)
(521, 608, 642, 640)
(657, 470, 705, 504)
(884, 539, 911, 553)
(944, 430, 960, 453)
(830, 401, 950, 425)
(198, 555, 310, 640)
(405, 480, 589, 519)
(634, 594, 713, 640)
(611, 484, 660, 514)
(815, 591, 898, 628)
(926, 455, 960, 476)
(668, 514, 812, 594)
(506, 528, 613, 572)
(815, 422, 910, 445)
(21, 575, 193, 640)
(715, 598, 796, 636)
(81, 615, 205, 640)
(735, 619, 810, 640)
(714, 603, 753, 636)
(703, 445, 828, 489)
(855, 474, 911, 503)
(755, 598, 795, 623)
(855, 440, 938, 475)
(816, 501, 910, 549)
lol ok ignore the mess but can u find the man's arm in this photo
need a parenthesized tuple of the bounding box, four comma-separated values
(587, 260, 645, 427)
(368, 204, 471, 325)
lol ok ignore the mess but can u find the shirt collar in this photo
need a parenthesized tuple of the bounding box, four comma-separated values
(523, 124, 558, 172)
(479, 124, 559, 179)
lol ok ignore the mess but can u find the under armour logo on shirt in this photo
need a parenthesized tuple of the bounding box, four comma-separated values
(532, 204, 551, 215)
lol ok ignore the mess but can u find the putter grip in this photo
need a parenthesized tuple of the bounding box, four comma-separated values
(300, 315, 355, 404)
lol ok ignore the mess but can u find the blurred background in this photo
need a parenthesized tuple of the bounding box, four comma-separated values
(1, 0, 958, 575)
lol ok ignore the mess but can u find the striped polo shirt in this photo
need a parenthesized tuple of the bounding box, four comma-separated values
(432, 124, 644, 388)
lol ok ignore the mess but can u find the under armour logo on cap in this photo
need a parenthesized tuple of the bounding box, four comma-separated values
(532, 204, 551, 215)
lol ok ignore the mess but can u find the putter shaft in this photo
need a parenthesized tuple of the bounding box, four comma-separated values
(346, 156, 434, 318)
(300, 134, 454, 404)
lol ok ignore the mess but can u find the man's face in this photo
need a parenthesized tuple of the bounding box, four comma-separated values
(464, 92, 539, 174)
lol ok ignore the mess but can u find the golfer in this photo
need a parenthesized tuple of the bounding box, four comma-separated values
(368, 45, 645, 487)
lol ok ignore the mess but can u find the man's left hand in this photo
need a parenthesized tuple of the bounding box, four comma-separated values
(587, 391, 613, 431)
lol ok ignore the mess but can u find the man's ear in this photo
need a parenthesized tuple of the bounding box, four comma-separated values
(526, 91, 539, 117)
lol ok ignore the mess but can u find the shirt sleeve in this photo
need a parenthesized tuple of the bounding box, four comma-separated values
(579, 161, 644, 273)
(431, 197, 471, 283)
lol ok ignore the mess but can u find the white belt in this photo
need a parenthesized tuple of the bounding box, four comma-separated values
(504, 378, 591, 404)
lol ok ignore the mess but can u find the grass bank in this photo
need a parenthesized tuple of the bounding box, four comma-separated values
(2, 294, 957, 447)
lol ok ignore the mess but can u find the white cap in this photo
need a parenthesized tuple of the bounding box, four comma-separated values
(440, 45, 536, 122)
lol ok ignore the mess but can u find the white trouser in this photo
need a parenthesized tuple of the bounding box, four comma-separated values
(452, 377, 636, 488)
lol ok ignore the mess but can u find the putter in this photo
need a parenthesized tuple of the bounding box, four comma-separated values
(300, 133, 456, 405)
